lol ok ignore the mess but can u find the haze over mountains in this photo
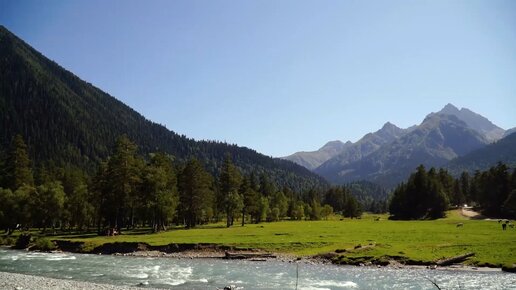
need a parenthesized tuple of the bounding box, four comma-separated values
(0, 26, 327, 191)
(284, 103, 513, 187)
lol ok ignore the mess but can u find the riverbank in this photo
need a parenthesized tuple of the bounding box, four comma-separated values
(116, 248, 507, 273)
(0, 271, 164, 290)
(3, 211, 515, 272)
(2, 249, 514, 290)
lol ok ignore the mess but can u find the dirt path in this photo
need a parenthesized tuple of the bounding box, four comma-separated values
(461, 208, 484, 219)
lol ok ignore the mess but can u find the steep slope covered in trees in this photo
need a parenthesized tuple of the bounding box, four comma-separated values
(446, 132, 516, 175)
(0, 26, 326, 192)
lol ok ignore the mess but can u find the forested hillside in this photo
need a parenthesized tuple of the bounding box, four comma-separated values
(0, 135, 361, 233)
(446, 132, 516, 175)
(389, 163, 516, 219)
(0, 26, 326, 192)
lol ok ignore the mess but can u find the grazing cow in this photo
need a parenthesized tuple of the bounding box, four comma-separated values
(374, 217, 381, 221)
(509, 224, 515, 229)
(498, 220, 502, 223)
(456, 223, 464, 228)
(502, 223, 507, 230)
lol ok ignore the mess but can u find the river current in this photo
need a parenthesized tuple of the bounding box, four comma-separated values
(0, 248, 515, 289)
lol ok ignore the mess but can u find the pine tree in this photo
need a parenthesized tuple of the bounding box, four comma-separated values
(142, 152, 179, 232)
(219, 155, 242, 227)
(0, 188, 16, 233)
(239, 176, 258, 226)
(104, 135, 143, 230)
(35, 181, 65, 232)
(3, 135, 34, 190)
(178, 158, 214, 228)
(460, 172, 471, 202)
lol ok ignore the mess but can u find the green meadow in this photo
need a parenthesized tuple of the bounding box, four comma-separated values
(54, 210, 516, 268)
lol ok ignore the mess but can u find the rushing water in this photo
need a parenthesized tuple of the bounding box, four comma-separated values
(0, 248, 515, 289)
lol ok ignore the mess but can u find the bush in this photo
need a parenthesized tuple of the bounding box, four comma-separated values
(33, 238, 57, 251)
(13, 233, 32, 249)
(0, 236, 15, 246)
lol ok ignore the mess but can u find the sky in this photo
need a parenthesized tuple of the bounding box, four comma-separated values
(1, 0, 515, 157)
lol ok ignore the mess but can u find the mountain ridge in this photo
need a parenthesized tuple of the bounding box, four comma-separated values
(0, 25, 328, 191)
(285, 102, 509, 187)
(316, 113, 489, 187)
(446, 131, 516, 175)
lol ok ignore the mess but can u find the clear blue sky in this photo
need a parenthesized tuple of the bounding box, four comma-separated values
(1, 0, 515, 157)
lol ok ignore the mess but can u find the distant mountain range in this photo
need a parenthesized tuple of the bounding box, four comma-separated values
(0, 25, 327, 191)
(446, 131, 516, 175)
(284, 103, 513, 187)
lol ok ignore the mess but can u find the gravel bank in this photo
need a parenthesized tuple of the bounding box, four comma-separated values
(0, 271, 163, 290)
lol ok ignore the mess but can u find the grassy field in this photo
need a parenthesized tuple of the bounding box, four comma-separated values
(50, 210, 516, 268)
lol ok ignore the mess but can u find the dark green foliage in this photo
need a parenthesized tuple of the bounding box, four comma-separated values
(34, 181, 65, 231)
(178, 159, 215, 228)
(323, 186, 362, 218)
(0, 188, 16, 232)
(342, 195, 362, 218)
(239, 175, 258, 225)
(447, 132, 516, 175)
(269, 190, 288, 221)
(0, 25, 327, 194)
(101, 136, 144, 230)
(1, 135, 34, 190)
(141, 152, 179, 232)
(0, 135, 341, 234)
(218, 155, 243, 227)
(33, 237, 57, 251)
(389, 165, 449, 219)
(13, 234, 32, 249)
(471, 162, 514, 217)
(390, 163, 516, 219)
(345, 181, 388, 213)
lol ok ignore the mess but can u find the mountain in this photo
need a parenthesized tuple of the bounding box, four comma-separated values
(318, 113, 489, 187)
(431, 103, 505, 142)
(315, 122, 408, 179)
(282, 140, 351, 170)
(503, 127, 516, 138)
(446, 131, 516, 175)
(0, 26, 327, 191)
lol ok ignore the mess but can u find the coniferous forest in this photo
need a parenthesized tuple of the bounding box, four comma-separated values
(389, 163, 516, 219)
(0, 25, 326, 195)
(0, 134, 363, 234)
(1, 24, 515, 237)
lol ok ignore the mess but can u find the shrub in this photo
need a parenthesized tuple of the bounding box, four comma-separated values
(13, 233, 32, 249)
(33, 238, 57, 251)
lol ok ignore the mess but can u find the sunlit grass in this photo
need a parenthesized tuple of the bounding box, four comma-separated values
(51, 210, 515, 266)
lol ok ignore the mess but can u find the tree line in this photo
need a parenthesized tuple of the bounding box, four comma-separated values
(0, 135, 363, 234)
(389, 163, 516, 219)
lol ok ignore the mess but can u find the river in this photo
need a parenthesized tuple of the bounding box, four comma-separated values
(0, 248, 515, 289)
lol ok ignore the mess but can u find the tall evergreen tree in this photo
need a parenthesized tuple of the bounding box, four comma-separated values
(35, 181, 65, 232)
(3, 135, 34, 190)
(0, 188, 15, 233)
(219, 155, 243, 227)
(142, 152, 179, 232)
(239, 176, 258, 226)
(104, 135, 143, 230)
(460, 172, 471, 202)
(389, 165, 449, 219)
(178, 158, 214, 228)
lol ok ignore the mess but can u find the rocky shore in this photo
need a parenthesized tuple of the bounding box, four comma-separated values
(0, 271, 163, 290)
